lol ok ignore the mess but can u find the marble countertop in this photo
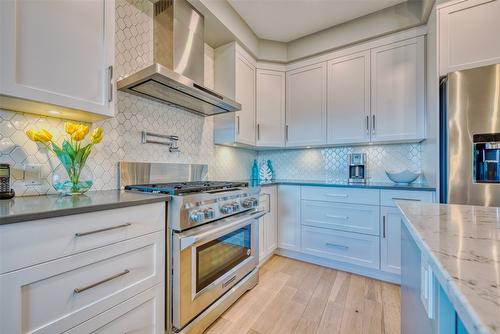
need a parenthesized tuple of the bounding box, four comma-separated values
(0, 190, 170, 225)
(398, 201, 500, 334)
(253, 179, 436, 191)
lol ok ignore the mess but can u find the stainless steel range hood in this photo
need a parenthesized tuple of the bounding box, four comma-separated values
(117, 0, 240, 116)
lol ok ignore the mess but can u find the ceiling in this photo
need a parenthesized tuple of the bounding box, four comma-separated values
(227, 0, 407, 42)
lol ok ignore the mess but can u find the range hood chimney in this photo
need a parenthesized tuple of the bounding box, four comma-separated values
(117, 0, 241, 116)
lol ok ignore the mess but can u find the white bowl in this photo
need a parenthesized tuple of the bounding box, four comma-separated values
(385, 169, 420, 184)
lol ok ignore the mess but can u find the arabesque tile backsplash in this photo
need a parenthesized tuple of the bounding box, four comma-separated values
(256, 144, 422, 183)
(0, 0, 423, 196)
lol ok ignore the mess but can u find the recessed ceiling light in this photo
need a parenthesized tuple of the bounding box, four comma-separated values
(47, 110, 61, 115)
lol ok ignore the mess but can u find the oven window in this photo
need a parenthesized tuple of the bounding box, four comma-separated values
(196, 225, 251, 292)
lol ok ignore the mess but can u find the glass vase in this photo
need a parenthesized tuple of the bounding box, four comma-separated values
(52, 162, 93, 195)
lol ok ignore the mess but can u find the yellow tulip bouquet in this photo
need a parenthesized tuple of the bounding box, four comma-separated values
(26, 122, 103, 195)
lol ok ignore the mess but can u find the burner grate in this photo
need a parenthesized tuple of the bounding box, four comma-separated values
(124, 181, 248, 195)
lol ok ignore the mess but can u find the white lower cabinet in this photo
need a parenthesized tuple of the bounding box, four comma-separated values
(380, 206, 403, 274)
(64, 284, 164, 334)
(277, 185, 435, 282)
(258, 186, 278, 264)
(277, 185, 301, 251)
(0, 204, 165, 334)
(301, 226, 380, 269)
(301, 200, 379, 235)
(380, 189, 435, 276)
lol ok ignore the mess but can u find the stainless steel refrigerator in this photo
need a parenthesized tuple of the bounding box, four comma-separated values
(440, 64, 500, 206)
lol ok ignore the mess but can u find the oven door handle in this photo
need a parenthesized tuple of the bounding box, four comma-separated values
(179, 210, 266, 250)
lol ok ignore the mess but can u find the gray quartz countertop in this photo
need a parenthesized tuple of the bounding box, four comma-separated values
(398, 201, 500, 334)
(252, 179, 436, 191)
(0, 190, 170, 225)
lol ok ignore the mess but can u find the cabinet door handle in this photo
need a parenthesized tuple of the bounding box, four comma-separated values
(366, 115, 369, 135)
(382, 215, 386, 238)
(236, 115, 240, 134)
(257, 123, 260, 140)
(325, 242, 349, 250)
(74, 269, 130, 294)
(75, 222, 131, 237)
(372, 114, 376, 135)
(326, 214, 349, 220)
(324, 193, 348, 198)
(392, 197, 421, 202)
(285, 125, 289, 142)
(108, 65, 113, 103)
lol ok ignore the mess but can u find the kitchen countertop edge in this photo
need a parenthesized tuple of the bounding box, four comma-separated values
(397, 201, 490, 334)
(256, 179, 436, 191)
(0, 190, 170, 225)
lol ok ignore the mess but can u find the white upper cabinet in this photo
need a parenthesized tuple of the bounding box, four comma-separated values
(439, 0, 500, 75)
(0, 0, 115, 121)
(256, 69, 285, 147)
(235, 53, 256, 145)
(285, 63, 327, 147)
(327, 51, 370, 145)
(214, 43, 256, 146)
(370, 37, 425, 143)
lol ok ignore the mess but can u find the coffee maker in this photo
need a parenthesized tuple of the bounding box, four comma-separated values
(348, 153, 367, 183)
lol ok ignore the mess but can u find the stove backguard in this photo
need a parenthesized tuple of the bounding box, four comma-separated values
(119, 162, 208, 188)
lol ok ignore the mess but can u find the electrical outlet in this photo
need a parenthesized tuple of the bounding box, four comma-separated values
(23, 164, 42, 186)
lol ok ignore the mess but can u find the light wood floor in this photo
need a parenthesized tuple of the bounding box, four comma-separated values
(205, 255, 401, 334)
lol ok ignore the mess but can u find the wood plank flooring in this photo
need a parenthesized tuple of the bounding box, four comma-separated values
(205, 255, 401, 334)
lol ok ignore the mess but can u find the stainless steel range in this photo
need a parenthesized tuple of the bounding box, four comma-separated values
(120, 162, 263, 334)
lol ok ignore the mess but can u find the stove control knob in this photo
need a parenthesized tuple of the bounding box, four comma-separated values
(204, 208, 216, 219)
(242, 198, 254, 208)
(231, 202, 241, 211)
(243, 197, 259, 208)
(220, 205, 233, 215)
(190, 211, 205, 223)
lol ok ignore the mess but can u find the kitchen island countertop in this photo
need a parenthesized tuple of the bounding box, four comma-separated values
(0, 190, 170, 225)
(398, 201, 500, 334)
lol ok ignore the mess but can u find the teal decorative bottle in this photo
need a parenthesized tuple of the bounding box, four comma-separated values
(251, 160, 259, 182)
(267, 160, 274, 180)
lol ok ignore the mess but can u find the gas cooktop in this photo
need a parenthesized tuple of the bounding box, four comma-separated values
(124, 181, 248, 195)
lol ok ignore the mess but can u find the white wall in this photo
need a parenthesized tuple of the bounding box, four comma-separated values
(421, 5, 440, 190)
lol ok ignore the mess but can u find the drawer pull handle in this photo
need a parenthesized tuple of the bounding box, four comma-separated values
(75, 223, 132, 237)
(74, 269, 130, 294)
(325, 242, 349, 250)
(326, 214, 349, 220)
(324, 194, 348, 198)
(391, 197, 421, 202)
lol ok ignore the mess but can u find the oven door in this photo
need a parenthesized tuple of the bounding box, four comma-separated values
(172, 209, 265, 330)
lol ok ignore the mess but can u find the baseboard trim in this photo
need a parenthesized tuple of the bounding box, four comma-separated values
(276, 248, 401, 284)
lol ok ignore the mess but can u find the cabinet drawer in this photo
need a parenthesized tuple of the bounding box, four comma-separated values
(0, 232, 164, 334)
(301, 200, 379, 235)
(0, 202, 165, 274)
(64, 284, 164, 334)
(301, 226, 380, 269)
(380, 190, 434, 207)
(301, 186, 379, 205)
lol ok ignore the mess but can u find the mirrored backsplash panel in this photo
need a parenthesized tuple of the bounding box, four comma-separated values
(257, 144, 422, 183)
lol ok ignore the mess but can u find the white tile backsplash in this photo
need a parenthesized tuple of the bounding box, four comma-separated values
(257, 143, 422, 183)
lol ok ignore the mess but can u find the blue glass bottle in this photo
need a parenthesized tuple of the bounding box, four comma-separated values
(251, 160, 259, 183)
